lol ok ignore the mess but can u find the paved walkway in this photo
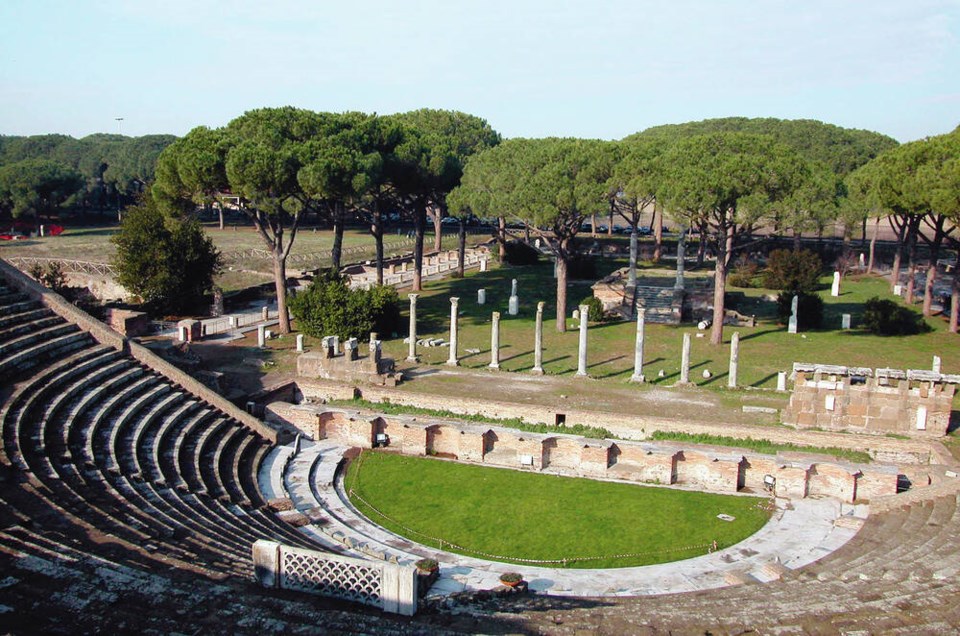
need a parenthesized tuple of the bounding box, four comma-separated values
(258, 439, 869, 598)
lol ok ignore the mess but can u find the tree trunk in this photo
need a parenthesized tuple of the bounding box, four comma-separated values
(607, 202, 614, 237)
(696, 228, 706, 269)
(861, 217, 868, 247)
(652, 206, 662, 263)
(413, 203, 426, 291)
(273, 252, 291, 334)
(217, 201, 225, 231)
(497, 216, 506, 260)
(555, 254, 568, 333)
(331, 204, 344, 273)
(591, 213, 597, 238)
(793, 229, 802, 251)
(372, 205, 384, 286)
(905, 217, 920, 304)
(710, 223, 734, 346)
(922, 216, 946, 317)
(628, 229, 638, 287)
(867, 217, 878, 274)
(432, 204, 442, 252)
(890, 218, 906, 292)
(457, 220, 466, 277)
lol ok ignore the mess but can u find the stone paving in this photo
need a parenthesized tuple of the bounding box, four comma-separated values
(260, 439, 869, 598)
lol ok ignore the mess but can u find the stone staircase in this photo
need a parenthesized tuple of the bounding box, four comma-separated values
(633, 285, 682, 324)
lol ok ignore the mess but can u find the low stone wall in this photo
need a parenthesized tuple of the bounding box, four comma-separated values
(252, 539, 417, 616)
(0, 258, 278, 444)
(269, 401, 900, 504)
(293, 378, 935, 465)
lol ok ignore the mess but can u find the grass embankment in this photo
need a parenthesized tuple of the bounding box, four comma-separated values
(329, 398, 873, 463)
(345, 450, 772, 569)
(649, 431, 872, 464)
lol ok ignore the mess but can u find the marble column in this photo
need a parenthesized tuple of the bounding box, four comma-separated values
(508, 278, 519, 315)
(407, 294, 419, 362)
(257, 324, 266, 348)
(630, 308, 646, 382)
(788, 295, 799, 334)
(679, 332, 691, 384)
(446, 297, 460, 366)
(576, 304, 589, 377)
(933, 355, 942, 374)
(728, 332, 740, 389)
(532, 301, 545, 375)
(489, 312, 501, 369)
(296, 334, 304, 353)
(674, 234, 686, 291)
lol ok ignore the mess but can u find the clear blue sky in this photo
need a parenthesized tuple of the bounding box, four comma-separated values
(1, 1, 958, 142)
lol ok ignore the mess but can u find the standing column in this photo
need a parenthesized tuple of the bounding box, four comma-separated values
(446, 297, 460, 366)
(532, 301, 545, 375)
(576, 304, 589, 377)
(257, 324, 266, 348)
(674, 234, 686, 291)
(407, 294, 419, 362)
(489, 312, 501, 369)
(630, 308, 646, 382)
(679, 333, 691, 384)
(728, 332, 740, 389)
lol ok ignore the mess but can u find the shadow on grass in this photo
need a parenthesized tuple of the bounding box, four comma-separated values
(500, 349, 534, 364)
(751, 372, 781, 388)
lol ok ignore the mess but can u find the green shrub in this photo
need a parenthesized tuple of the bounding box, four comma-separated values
(728, 257, 760, 288)
(502, 240, 540, 265)
(578, 295, 606, 323)
(776, 291, 824, 329)
(289, 274, 401, 340)
(861, 296, 931, 336)
(763, 249, 823, 292)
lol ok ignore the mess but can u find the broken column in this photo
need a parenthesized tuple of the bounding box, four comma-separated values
(489, 312, 501, 369)
(477, 288, 486, 305)
(262, 306, 269, 321)
(576, 304, 589, 377)
(933, 355, 942, 374)
(679, 333, 691, 384)
(788, 295, 799, 334)
(841, 313, 851, 330)
(831, 271, 841, 297)
(630, 308, 646, 383)
(296, 334, 304, 353)
(728, 332, 740, 389)
(532, 301, 545, 375)
(257, 324, 266, 348)
(321, 335, 336, 358)
(407, 294, 419, 362)
(777, 371, 787, 391)
(344, 338, 359, 361)
(446, 297, 460, 366)
(508, 279, 519, 315)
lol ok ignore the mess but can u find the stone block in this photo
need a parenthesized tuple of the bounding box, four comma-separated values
(252, 539, 281, 588)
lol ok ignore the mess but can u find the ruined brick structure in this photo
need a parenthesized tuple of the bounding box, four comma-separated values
(782, 363, 959, 438)
(297, 333, 401, 386)
(265, 402, 900, 503)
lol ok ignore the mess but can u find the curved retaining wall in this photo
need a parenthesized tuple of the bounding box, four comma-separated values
(265, 401, 901, 504)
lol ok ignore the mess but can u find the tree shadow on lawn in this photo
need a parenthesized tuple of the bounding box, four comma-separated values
(750, 372, 781, 388)
(738, 328, 782, 342)
(500, 349, 534, 364)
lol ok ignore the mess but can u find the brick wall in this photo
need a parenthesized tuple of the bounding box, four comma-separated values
(276, 400, 901, 503)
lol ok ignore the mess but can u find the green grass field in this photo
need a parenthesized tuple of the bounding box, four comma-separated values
(345, 450, 773, 569)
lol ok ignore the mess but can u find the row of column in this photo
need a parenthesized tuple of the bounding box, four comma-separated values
(405, 295, 761, 387)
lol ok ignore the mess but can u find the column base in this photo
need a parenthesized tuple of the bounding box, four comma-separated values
(406, 356, 420, 363)
(530, 367, 544, 375)
(575, 371, 589, 378)
(630, 374, 645, 383)
(488, 363, 500, 370)
(446, 359, 460, 367)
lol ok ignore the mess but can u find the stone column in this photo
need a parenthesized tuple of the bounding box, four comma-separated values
(446, 297, 460, 366)
(508, 278, 519, 315)
(489, 312, 501, 369)
(532, 301, 545, 375)
(257, 324, 266, 348)
(262, 306, 269, 321)
(831, 271, 841, 297)
(296, 334, 304, 353)
(679, 332, 691, 384)
(933, 355, 942, 374)
(777, 371, 787, 391)
(674, 234, 686, 291)
(788, 295, 799, 334)
(477, 289, 486, 305)
(407, 294, 419, 362)
(630, 308, 646, 382)
(728, 332, 740, 389)
(576, 304, 589, 377)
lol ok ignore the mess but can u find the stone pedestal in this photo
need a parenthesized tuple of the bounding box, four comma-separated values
(479, 258, 487, 272)
(841, 313, 851, 330)
(777, 371, 787, 391)
(532, 302, 545, 374)
(728, 332, 740, 389)
(262, 306, 270, 321)
(630, 308, 646, 382)
(296, 334, 305, 353)
(446, 297, 460, 366)
(477, 289, 486, 305)
(407, 294, 419, 362)
(344, 338, 359, 361)
(933, 355, 942, 374)
(576, 304, 589, 377)
(679, 333, 691, 384)
(257, 324, 266, 348)
(489, 312, 501, 369)
(508, 296, 519, 315)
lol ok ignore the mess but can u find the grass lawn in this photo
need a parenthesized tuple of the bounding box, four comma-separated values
(345, 450, 773, 569)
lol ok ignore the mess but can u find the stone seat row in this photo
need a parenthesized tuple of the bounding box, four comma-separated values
(0, 282, 324, 581)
